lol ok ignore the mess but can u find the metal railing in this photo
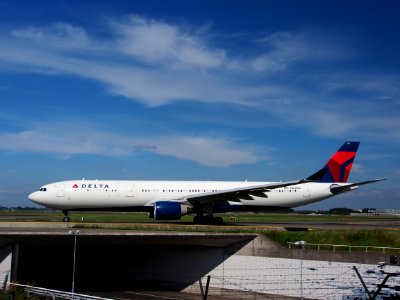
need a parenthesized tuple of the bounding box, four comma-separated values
(9, 283, 112, 300)
(287, 242, 400, 253)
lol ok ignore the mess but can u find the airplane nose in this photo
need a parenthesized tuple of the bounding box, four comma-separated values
(28, 191, 40, 204)
(28, 190, 53, 208)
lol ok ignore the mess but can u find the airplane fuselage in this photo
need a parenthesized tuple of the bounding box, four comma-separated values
(29, 179, 335, 212)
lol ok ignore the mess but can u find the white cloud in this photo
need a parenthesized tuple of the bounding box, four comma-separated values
(0, 22, 268, 106)
(249, 31, 345, 72)
(112, 16, 226, 69)
(0, 16, 399, 145)
(11, 22, 94, 52)
(0, 19, 342, 107)
(0, 124, 266, 167)
(150, 136, 264, 167)
(251, 32, 309, 72)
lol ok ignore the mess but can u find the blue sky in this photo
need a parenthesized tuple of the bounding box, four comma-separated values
(0, 0, 399, 209)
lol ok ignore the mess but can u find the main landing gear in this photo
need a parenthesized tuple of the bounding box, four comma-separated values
(193, 204, 224, 225)
(62, 210, 70, 222)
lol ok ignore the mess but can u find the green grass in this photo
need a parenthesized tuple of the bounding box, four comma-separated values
(264, 229, 400, 251)
(1, 210, 399, 223)
(0, 286, 42, 300)
(220, 213, 400, 223)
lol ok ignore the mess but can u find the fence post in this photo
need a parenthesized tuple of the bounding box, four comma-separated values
(199, 278, 204, 299)
(204, 275, 211, 300)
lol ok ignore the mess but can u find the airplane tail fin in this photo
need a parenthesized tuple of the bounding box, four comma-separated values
(306, 141, 360, 183)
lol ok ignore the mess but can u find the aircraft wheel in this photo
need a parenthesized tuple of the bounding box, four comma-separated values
(63, 216, 70, 223)
(201, 216, 212, 224)
(213, 217, 224, 225)
(193, 216, 202, 224)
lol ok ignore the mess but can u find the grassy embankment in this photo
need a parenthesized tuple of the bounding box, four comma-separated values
(1, 211, 399, 251)
(264, 230, 400, 252)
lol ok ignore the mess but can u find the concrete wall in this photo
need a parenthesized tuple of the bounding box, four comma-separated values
(0, 245, 12, 287)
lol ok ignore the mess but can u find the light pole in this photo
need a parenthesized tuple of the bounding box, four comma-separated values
(69, 230, 80, 300)
(295, 240, 306, 300)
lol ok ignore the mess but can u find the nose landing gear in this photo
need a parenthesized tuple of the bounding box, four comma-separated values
(62, 210, 70, 222)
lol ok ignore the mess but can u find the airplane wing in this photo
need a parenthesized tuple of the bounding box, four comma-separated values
(329, 179, 386, 195)
(181, 179, 308, 206)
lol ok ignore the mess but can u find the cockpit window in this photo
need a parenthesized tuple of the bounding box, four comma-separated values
(38, 188, 47, 192)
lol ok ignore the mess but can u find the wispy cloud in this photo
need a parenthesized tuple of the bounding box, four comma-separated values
(0, 122, 266, 167)
(112, 16, 226, 69)
(249, 31, 345, 72)
(11, 22, 94, 51)
(0, 15, 399, 144)
(1, 18, 270, 106)
(151, 135, 264, 167)
(0, 16, 346, 105)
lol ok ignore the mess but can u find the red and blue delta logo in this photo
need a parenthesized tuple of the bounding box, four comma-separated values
(72, 183, 110, 189)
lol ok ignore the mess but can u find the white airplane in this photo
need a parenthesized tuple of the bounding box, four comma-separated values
(28, 142, 384, 224)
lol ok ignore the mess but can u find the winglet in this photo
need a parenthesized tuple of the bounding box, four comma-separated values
(307, 141, 360, 183)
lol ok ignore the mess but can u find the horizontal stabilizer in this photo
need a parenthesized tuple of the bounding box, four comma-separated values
(330, 179, 386, 195)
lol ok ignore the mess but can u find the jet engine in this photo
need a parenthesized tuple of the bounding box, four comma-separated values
(152, 201, 190, 220)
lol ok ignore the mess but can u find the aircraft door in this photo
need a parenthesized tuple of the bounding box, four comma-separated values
(126, 184, 135, 197)
(302, 184, 310, 198)
(57, 185, 65, 197)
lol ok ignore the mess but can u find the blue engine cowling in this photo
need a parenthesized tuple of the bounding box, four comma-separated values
(153, 201, 188, 220)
